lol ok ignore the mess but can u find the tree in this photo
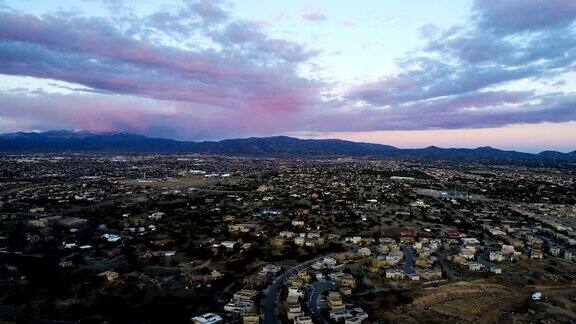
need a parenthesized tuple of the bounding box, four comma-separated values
(7, 222, 26, 252)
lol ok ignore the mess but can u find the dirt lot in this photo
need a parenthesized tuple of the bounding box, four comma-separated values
(124, 176, 215, 190)
(378, 280, 576, 323)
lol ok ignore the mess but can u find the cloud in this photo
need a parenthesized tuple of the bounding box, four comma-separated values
(314, 92, 576, 132)
(301, 10, 327, 22)
(0, 91, 311, 139)
(474, 0, 576, 33)
(214, 21, 318, 62)
(188, 0, 230, 25)
(341, 20, 358, 28)
(1, 0, 576, 138)
(346, 0, 576, 130)
(0, 8, 321, 114)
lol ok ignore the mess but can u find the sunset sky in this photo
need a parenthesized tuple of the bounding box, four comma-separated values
(1, 0, 576, 152)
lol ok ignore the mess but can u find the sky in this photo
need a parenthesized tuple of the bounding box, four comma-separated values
(0, 0, 575, 152)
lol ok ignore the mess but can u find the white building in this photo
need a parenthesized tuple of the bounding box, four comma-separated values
(330, 309, 352, 322)
(385, 269, 405, 279)
(224, 299, 254, 316)
(191, 313, 223, 324)
(489, 251, 506, 262)
(148, 212, 165, 220)
(294, 316, 313, 324)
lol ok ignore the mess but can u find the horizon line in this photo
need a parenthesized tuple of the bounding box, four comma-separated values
(1, 129, 575, 155)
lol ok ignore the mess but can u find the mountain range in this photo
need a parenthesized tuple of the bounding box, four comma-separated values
(1, 130, 575, 163)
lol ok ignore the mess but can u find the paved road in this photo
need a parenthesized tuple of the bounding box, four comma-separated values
(478, 249, 496, 269)
(400, 244, 415, 275)
(306, 281, 334, 324)
(438, 249, 458, 281)
(262, 256, 326, 324)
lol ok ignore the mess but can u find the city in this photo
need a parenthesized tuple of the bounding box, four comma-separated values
(1, 0, 576, 322)
(0, 154, 574, 322)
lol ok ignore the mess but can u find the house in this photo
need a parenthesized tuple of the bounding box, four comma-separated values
(297, 271, 312, 282)
(102, 233, 122, 243)
(461, 238, 480, 245)
(339, 286, 353, 296)
(190, 270, 223, 283)
(279, 231, 295, 238)
(259, 264, 282, 276)
(192, 313, 223, 324)
(242, 314, 259, 324)
(501, 245, 515, 254)
(224, 299, 254, 316)
(329, 272, 356, 288)
(271, 238, 285, 247)
(385, 269, 405, 279)
(386, 251, 404, 266)
(459, 245, 476, 260)
(565, 250, 573, 261)
(530, 249, 543, 260)
(371, 255, 387, 269)
(294, 316, 313, 324)
(243, 275, 269, 288)
(417, 269, 442, 281)
(287, 302, 303, 320)
(467, 262, 483, 271)
(98, 270, 119, 282)
(327, 291, 345, 310)
(345, 308, 369, 324)
(228, 223, 257, 233)
(329, 309, 352, 322)
(346, 236, 362, 244)
(223, 215, 237, 222)
(549, 246, 561, 257)
(222, 241, 239, 249)
(294, 237, 306, 246)
(148, 212, 165, 220)
(322, 257, 338, 268)
(489, 251, 506, 262)
(288, 286, 305, 299)
(233, 289, 258, 301)
(358, 247, 372, 257)
(292, 220, 305, 227)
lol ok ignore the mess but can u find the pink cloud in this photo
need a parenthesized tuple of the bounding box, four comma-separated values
(301, 10, 327, 22)
(0, 10, 321, 114)
(341, 20, 358, 28)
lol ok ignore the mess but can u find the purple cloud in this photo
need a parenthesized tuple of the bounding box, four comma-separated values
(341, 20, 358, 28)
(0, 9, 321, 113)
(474, 0, 576, 33)
(188, 0, 230, 25)
(301, 10, 327, 22)
(0, 91, 312, 140)
(348, 0, 576, 113)
(1, 0, 576, 139)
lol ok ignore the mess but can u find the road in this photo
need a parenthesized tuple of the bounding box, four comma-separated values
(306, 281, 334, 324)
(262, 256, 326, 324)
(478, 249, 496, 269)
(438, 248, 459, 281)
(400, 244, 415, 276)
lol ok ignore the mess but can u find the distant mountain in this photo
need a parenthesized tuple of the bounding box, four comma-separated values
(0, 130, 187, 152)
(0, 130, 574, 163)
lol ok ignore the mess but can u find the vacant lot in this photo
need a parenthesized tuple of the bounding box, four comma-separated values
(378, 280, 576, 323)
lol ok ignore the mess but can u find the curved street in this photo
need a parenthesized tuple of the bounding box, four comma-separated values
(262, 256, 326, 324)
(400, 244, 415, 276)
(306, 281, 334, 324)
